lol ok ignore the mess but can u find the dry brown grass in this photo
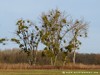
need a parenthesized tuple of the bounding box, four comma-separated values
(0, 63, 100, 70)
(61, 63, 100, 69)
(0, 63, 30, 69)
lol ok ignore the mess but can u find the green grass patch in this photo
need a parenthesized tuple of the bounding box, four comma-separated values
(0, 69, 99, 75)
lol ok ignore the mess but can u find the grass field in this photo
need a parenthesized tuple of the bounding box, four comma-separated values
(0, 69, 99, 75)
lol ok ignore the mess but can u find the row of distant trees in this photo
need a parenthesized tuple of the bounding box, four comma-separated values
(0, 49, 100, 65)
(0, 9, 88, 65)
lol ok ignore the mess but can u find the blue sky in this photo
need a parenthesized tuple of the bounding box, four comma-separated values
(0, 0, 100, 53)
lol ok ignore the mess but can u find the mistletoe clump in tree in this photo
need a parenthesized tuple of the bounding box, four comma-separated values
(0, 38, 6, 45)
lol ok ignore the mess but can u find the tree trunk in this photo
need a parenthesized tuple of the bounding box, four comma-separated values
(28, 57, 33, 65)
(54, 55, 57, 66)
(63, 56, 67, 66)
(51, 57, 53, 65)
(28, 50, 35, 65)
(33, 50, 37, 66)
(73, 49, 76, 64)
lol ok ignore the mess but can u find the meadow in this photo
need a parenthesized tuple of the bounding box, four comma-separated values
(0, 63, 100, 75)
(0, 49, 100, 75)
(0, 69, 99, 75)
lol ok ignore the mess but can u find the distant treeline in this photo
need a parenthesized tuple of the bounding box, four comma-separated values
(0, 48, 100, 65)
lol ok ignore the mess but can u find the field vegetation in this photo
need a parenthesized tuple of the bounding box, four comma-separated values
(0, 49, 100, 70)
(0, 69, 99, 75)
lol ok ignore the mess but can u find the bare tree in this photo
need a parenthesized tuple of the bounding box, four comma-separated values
(40, 9, 74, 65)
(11, 19, 40, 65)
(65, 20, 88, 64)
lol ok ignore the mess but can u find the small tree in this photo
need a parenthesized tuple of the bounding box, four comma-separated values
(65, 20, 88, 64)
(73, 20, 88, 64)
(11, 19, 40, 65)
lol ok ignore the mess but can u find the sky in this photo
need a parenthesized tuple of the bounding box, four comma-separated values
(0, 0, 100, 53)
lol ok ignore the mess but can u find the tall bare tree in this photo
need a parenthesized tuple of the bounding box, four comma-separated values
(40, 9, 75, 65)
